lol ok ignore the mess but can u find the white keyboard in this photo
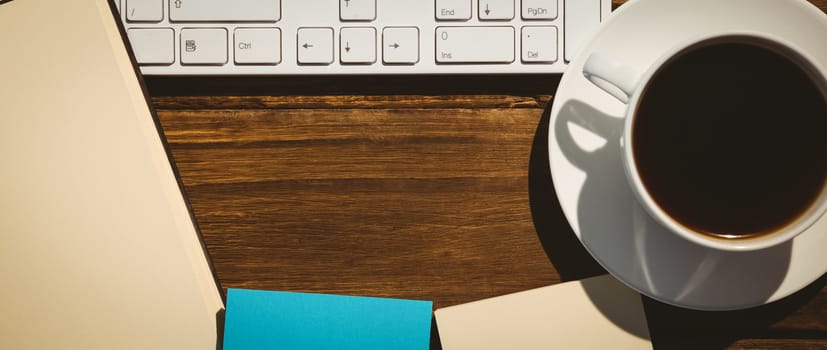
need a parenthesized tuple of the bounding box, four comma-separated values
(116, 0, 611, 75)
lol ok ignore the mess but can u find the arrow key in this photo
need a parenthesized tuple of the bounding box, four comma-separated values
(340, 0, 376, 21)
(340, 27, 376, 64)
(297, 27, 334, 65)
(382, 27, 419, 65)
(479, 0, 514, 20)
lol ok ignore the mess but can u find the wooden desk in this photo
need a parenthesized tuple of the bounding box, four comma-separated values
(148, 1, 826, 348)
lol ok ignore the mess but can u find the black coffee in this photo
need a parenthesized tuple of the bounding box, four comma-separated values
(632, 40, 827, 238)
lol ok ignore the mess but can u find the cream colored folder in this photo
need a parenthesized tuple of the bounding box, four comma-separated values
(435, 275, 653, 350)
(0, 0, 224, 348)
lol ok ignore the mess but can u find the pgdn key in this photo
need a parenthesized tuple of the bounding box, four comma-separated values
(436, 27, 514, 64)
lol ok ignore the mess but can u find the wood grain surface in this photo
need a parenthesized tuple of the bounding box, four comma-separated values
(148, 1, 827, 349)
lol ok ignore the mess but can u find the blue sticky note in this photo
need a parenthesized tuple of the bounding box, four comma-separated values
(223, 288, 433, 350)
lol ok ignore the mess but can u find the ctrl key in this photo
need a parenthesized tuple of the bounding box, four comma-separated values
(234, 28, 282, 65)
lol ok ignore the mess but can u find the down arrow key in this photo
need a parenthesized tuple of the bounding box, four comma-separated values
(479, 0, 514, 20)
(340, 27, 377, 64)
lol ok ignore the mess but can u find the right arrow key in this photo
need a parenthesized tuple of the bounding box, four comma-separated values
(382, 27, 419, 64)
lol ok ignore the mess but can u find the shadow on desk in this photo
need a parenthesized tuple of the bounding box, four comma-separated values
(528, 103, 605, 281)
(145, 75, 562, 97)
(644, 273, 827, 349)
(528, 102, 649, 341)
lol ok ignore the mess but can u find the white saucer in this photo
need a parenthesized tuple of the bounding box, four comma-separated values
(548, 0, 827, 310)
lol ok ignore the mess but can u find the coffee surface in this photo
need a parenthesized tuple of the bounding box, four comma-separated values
(632, 41, 827, 238)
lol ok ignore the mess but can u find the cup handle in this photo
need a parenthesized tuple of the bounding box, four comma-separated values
(582, 52, 642, 104)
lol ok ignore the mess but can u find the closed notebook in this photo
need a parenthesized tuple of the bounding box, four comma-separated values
(0, 0, 224, 348)
(434, 275, 653, 350)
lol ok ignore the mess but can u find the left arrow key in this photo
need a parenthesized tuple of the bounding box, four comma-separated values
(297, 27, 334, 65)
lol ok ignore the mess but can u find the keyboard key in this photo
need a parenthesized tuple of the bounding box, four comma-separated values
(340, 0, 376, 21)
(382, 27, 420, 64)
(297, 28, 334, 65)
(127, 28, 174, 65)
(435, 0, 472, 21)
(180, 28, 228, 65)
(564, 0, 601, 62)
(436, 26, 514, 63)
(478, 0, 514, 20)
(170, 0, 281, 22)
(521, 26, 557, 62)
(234, 28, 281, 65)
(341, 27, 377, 64)
(521, 0, 557, 20)
(126, 0, 163, 22)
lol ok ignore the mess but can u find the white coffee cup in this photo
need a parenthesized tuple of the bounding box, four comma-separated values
(582, 32, 827, 252)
